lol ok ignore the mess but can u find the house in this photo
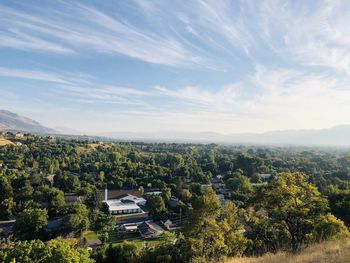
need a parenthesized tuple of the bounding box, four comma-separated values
(105, 199, 143, 215)
(15, 133, 24, 138)
(167, 197, 179, 208)
(46, 218, 63, 232)
(47, 174, 56, 184)
(118, 223, 139, 233)
(161, 219, 176, 230)
(103, 187, 146, 215)
(117, 194, 146, 206)
(138, 221, 164, 239)
(259, 174, 272, 182)
(64, 193, 81, 204)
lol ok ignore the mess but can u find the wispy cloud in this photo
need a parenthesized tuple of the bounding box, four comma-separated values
(0, 67, 148, 105)
(0, 67, 70, 84)
(154, 84, 239, 110)
(253, 0, 350, 75)
(0, 2, 208, 68)
(59, 85, 148, 106)
(1, 0, 350, 73)
(1, 1, 350, 133)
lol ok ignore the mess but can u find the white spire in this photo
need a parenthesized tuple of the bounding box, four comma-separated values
(105, 184, 108, 202)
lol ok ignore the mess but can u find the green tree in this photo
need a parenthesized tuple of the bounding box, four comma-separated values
(63, 203, 90, 235)
(254, 172, 349, 251)
(0, 176, 13, 202)
(105, 241, 140, 263)
(16, 181, 34, 202)
(180, 189, 192, 203)
(90, 210, 115, 233)
(14, 208, 48, 240)
(328, 189, 350, 225)
(162, 187, 172, 203)
(226, 175, 252, 194)
(0, 239, 94, 263)
(184, 188, 227, 262)
(85, 188, 101, 210)
(146, 195, 167, 220)
(220, 201, 248, 257)
(0, 198, 15, 219)
(46, 188, 65, 216)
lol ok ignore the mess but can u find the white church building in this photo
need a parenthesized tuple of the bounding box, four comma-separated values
(103, 187, 147, 215)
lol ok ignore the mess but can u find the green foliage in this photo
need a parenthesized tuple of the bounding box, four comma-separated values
(85, 187, 102, 210)
(0, 239, 94, 263)
(0, 135, 350, 260)
(328, 188, 350, 225)
(63, 203, 90, 235)
(93, 242, 140, 263)
(90, 210, 115, 233)
(185, 188, 247, 261)
(14, 208, 48, 240)
(146, 195, 167, 220)
(0, 175, 13, 202)
(45, 187, 65, 216)
(253, 172, 349, 251)
(0, 197, 14, 219)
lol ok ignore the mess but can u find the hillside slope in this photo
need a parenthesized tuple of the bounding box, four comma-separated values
(226, 239, 350, 263)
(0, 110, 56, 134)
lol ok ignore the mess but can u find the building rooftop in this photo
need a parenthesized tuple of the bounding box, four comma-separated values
(119, 194, 146, 205)
(105, 199, 141, 211)
(138, 221, 164, 237)
(98, 189, 143, 201)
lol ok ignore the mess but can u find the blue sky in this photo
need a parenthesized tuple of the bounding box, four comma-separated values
(1, 0, 350, 134)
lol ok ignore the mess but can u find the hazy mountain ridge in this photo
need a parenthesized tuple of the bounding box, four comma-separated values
(1, 109, 349, 145)
(101, 125, 350, 146)
(0, 110, 56, 134)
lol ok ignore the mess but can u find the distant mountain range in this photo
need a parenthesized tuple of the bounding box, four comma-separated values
(1, 109, 350, 146)
(101, 126, 350, 146)
(0, 110, 56, 134)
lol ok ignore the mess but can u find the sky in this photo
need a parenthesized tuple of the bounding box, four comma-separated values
(1, 0, 350, 135)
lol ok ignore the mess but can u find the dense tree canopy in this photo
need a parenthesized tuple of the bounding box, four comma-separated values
(14, 208, 48, 240)
(0, 239, 93, 263)
(1, 134, 350, 261)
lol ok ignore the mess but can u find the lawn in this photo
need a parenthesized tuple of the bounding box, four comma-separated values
(108, 230, 162, 248)
(82, 230, 100, 241)
(108, 230, 140, 243)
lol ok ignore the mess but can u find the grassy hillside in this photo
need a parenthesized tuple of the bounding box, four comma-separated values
(0, 138, 13, 146)
(226, 239, 350, 263)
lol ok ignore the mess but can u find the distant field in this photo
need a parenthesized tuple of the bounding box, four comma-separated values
(0, 138, 13, 146)
(225, 239, 350, 263)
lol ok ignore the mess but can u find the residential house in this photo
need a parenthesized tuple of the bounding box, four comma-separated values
(118, 223, 139, 233)
(138, 221, 164, 239)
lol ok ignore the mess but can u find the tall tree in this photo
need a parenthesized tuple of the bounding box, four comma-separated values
(63, 203, 90, 235)
(184, 188, 246, 261)
(254, 172, 349, 251)
(14, 208, 48, 240)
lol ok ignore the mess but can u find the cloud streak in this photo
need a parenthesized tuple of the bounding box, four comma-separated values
(0, 2, 208, 68)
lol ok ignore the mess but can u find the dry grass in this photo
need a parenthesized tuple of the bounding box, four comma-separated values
(0, 138, 13, 146)
(76, 143, 110, 153)
(225, 239, 350, 263)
